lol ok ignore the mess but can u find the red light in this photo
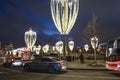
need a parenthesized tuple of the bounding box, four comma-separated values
(108, 64, 117, 67)
(60, 62, 65, 66)
(114, 57, 120, 61)
(11, 58, 14, 61)
(21, 58, 24, 61)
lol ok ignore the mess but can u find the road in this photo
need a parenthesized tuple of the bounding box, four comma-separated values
(0, 67, 120, 80)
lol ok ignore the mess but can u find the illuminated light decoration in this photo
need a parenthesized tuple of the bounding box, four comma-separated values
(84, 44, 89, 52)
(52, 46, 55, 51)
(51, 0, 79, 35)
(91, 36, 98, 49)
(55, 41, 63, 54)
(43, 44, 49, 53)
(36, 45, 41, 55)
(33, 46, 36, 52)
(51, 0, 79, 58)
(24, 28, 37, 51)
(68, 40, 74, 51)
(33, 45, 41, 55)
(42, 46, 46, 53)
(91, 36, 98, 65)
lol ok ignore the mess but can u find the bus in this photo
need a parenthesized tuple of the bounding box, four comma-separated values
(106, 37, 120, 71)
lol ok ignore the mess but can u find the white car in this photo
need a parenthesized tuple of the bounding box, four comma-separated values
(4, 58, 23, 67)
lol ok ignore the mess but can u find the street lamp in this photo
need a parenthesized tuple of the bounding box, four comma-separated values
(51, 0, 79, 59)
(91, 36, 98, 65)
(24, 28, 37, 59)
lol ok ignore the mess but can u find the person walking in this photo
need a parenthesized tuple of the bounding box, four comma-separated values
(72, 55, 75, 62)
(79, 53, 84, 63)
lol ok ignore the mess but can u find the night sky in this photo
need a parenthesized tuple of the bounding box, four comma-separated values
(0, 0, 120, 48)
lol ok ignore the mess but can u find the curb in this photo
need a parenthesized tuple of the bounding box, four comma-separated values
(68, 67, 107, 71)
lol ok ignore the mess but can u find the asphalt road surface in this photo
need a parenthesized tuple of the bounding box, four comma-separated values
(0, 67, 120, 80)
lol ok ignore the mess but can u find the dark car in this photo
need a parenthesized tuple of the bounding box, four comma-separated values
(4, 57, 23, 67)
(23, 57, 67, 73)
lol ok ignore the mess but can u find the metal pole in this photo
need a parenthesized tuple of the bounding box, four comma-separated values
(94, 48, 97, 65)
(63, 34, 67, 60)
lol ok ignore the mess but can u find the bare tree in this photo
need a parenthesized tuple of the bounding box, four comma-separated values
(83, 14, 104, 45)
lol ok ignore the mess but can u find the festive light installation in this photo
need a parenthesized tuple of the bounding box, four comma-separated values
(84, 44, 89, 52)
(91, 36, 98, 50)
(68, 40, 74, 51)
(84, 44, 89, 57)
(51, 0, 79, 58)
(33, 45, 41, 55)
(91, 36, 98, 65)
(36, 45, 41, 54)
(55, 41, 63, 54)
(42, 44, 49, 53)
(24, 28, 37, 51)
(68, 40, 74, 56)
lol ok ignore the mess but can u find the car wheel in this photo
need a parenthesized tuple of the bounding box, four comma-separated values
(23, 65, 30, 72)
(48, 66, 56, 73)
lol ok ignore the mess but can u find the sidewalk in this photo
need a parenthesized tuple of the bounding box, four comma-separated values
(67, 60, 106, 70)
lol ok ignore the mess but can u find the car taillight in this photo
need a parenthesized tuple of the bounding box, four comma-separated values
(108, 63, 117, 67)
(21, 58, 24, 61)
(11, 58, 14, 61)
(60, 62, 65, 66)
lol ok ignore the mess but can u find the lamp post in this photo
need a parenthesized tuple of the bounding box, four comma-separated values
(91, 36, 98, 65)
(24, 28, 37, 58)
(51, 0, 79, 60)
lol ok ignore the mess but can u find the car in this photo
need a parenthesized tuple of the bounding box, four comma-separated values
(4, 57, 23, 67)
(23, 57, 67, 73)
